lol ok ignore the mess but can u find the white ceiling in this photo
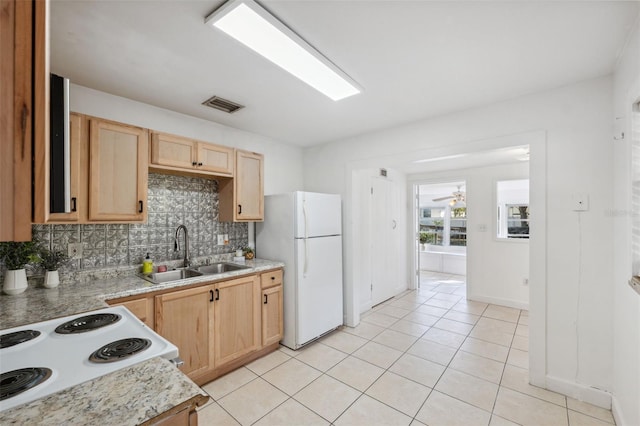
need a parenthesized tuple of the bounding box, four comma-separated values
(50, 0, 639, 147)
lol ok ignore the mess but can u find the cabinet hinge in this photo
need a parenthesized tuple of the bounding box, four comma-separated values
(371, 187, 373, 195)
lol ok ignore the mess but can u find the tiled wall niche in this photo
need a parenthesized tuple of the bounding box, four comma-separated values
(32, 173, 248, 271)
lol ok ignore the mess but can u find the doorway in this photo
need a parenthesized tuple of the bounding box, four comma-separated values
(415, 181, 467, 292)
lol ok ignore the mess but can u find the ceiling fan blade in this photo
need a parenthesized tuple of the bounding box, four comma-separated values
(432, 196, 454, 201)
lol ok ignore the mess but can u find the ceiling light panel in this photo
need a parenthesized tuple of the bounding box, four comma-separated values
(205, 0, 361, 101)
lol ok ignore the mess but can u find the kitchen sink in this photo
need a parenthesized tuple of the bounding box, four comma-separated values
(197, 262, 250, 275)
(140, 268, 203, 284)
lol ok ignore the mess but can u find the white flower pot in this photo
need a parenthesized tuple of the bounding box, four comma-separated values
(3, 269, 28, 295)
(44, 270, 60, 289)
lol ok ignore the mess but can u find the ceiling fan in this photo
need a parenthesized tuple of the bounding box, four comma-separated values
(432, 185, 466, 207)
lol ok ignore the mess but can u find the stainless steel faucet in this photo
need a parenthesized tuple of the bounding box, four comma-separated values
(174, 225, 190, 268)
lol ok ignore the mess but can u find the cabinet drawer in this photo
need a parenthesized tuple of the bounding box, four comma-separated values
(261, 269, 283, 289)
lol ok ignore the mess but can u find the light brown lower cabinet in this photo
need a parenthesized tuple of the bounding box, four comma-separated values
(108, 269, 282, 385)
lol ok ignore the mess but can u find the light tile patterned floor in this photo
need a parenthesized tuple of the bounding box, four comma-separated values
(197, 272, 616, 426)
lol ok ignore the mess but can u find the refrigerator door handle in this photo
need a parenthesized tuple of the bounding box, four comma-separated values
(304, 238, 308, 276)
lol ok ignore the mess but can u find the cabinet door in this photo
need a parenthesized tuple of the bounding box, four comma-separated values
(151, 132, 196, 170)
(214, 275, 260, 366)
(108, 296, 154, 329)
(0, 0, 33, 241)
(197, 142, 234, 176)
(235, 150, 264, 221)
(156, 285, 215, 378)
(88, 119, 148, 221)
(262, 285, 283, 346)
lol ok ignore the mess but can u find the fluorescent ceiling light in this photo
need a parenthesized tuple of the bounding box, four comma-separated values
(205, 0, 361, 101)
(413, 153, 469, 164)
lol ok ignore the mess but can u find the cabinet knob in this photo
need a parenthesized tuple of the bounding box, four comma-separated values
(271, 276, 275, 280)
(198, 162, 203, 166)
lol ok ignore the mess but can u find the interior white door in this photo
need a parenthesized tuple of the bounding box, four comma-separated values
(295, 235, 343, 345)
(370, 177, 397, 305)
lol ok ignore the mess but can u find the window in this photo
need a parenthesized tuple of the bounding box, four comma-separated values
(419, 206, 466, 247)
(504, 204, 530, 238)
(496, 179, 529, 240)
(450, 207, 467, 246)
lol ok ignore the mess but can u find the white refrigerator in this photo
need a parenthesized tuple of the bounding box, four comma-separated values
(256, 191, 343, 349)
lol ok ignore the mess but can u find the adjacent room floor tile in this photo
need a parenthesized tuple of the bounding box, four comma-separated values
(422, 327, 466, 348)
(407, 339, 457, 366)
(377, 305, 412, 319)
(373, 329, 419, 352)
(461, 337, 510, 362)
(334, 394, 412, 426)
(253, 398, 329, 426)
(506, 348, 529, 369)
(362, 312, 400, 328)
(567, 410, 614, 426)
(567, 398, 615, 424)
(245, 349, 291, 376)
(435, 368, 499, 411)
(197, 401, 240, 425)
(444, 310, 480, 325)
(352, 341, 404, 369)
(342, 321, 386, 340)
(416, 390, 491, 426)
(449, 350, 505, 384)
(202, 367, 257, 400)
(493, 387, 569, 426)
(433, 318, 474, 335)
(293, 375, 361, 422)
(389, 353, 446, 388)
(366, 371, 431, 417)
(483, 305, 521, 323)
(388, 319, 430, 337)
(326, 356, 384, 391)
(296, 343, 348, 372)
(262, 358, 322, 395)
(500, 364, 566, 406)
(320, 330, 368, 354)
(218, 378, 288, 426)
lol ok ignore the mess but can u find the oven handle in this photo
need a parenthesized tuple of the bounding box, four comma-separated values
(169, 357, 184, 368)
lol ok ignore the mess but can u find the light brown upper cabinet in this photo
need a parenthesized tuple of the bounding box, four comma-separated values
(88, 118, 149, 222)
(219, 150, 264, 222)
(150, 132, 234, 177)
(1, 0, 45, 241)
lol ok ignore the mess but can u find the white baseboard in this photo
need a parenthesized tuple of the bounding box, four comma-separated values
(546, 375, 611, 409)
(611, 395, 627, 426)
(467, 294, 529, 310)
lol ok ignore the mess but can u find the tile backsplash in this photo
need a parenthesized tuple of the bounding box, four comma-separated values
(32, 173, 248, 272)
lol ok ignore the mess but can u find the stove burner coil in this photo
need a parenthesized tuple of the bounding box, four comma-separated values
(0, 330, 41, 349)
(89, 338, 151, 363)
(0, 368, 53, 401)
(55, 313, 121, 334)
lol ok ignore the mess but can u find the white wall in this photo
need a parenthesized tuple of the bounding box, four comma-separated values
(69, 84, 305, 196)
(410, 163, 530, 309)
(611, 15, 640, 426)
(304, 76, 614, 405)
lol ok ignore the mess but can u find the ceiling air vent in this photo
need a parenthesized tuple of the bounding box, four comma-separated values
(202, 96, 244, 114)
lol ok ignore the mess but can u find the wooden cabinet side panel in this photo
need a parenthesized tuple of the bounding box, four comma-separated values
(1, 0, 33, 241)
(108, 297, 154, 329)
(47, 113, 82, 222)
(214, 275, 260, 365)
(155, 286, 214, 378)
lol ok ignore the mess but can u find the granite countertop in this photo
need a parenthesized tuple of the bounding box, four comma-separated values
(0, 258, 284, 424)
(0, 358, 209, 425)
(0, 258, 284, 329)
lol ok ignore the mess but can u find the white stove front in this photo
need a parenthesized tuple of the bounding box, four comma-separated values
(0, 306, 179, 412)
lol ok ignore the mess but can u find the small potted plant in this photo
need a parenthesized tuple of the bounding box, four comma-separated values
(0, 240, 40, 295)
(243, 246, 255, 260)
(419, 232, 428, 250)
(39, 247, 71, 289)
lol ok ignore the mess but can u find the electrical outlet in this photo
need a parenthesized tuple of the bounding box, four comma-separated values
(572, 193, 589, 211)
(217, 235, 225, 246)
(523, 278, 529, 286)
(68, 242, 83, 259)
